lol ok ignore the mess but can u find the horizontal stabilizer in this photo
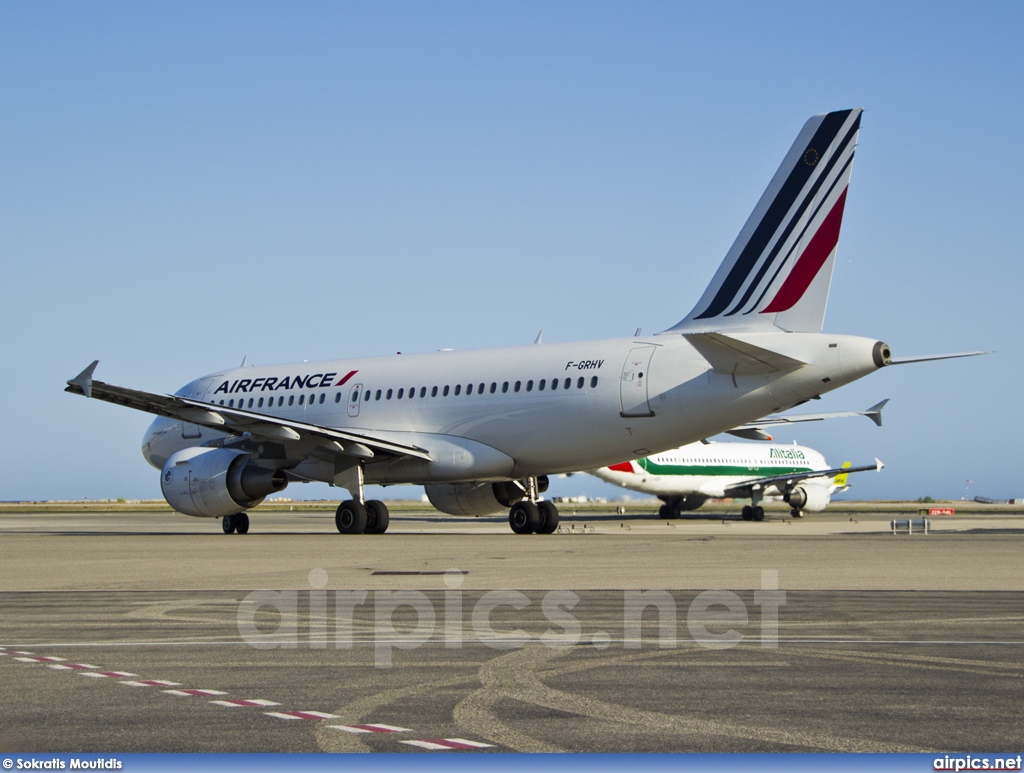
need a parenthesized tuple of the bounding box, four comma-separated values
(684, 332, 806, 375)
(729, 398, 889, 436)
(889, 351, 989, 365)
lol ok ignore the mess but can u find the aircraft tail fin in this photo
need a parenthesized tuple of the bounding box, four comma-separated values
(833, 461, 853, 488)
(664, 108, 863, 335)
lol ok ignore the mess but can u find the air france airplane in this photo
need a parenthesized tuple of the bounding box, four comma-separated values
(67, 108, 980, 535)
(590, 441, 883, 521)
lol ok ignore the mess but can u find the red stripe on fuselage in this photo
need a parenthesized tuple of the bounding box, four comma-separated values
(608, 462, 634, 473)
(761, 187, 848, 314)
(336, 370, 359, 386)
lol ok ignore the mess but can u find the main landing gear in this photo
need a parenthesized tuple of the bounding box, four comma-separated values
(508, 477, 559, 535)
(222, 512, 250, 534)
(741, 505, 765, 522)
(335, 499, 390, 534)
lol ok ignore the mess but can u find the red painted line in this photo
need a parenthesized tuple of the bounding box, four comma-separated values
(80, 671, 138, 679)
(336, 370, 359, 386)
(402, 738, 494, 750)
(47, 663, 100, 671)
(121, 679, 181, 687)
(210, 699, 280, 707)
(329, 723, 410, 734)
(164, 689, 227, 697)
(265, 711, 337, 721)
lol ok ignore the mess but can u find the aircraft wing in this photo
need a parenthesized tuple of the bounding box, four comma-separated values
(723, 459, 884, 498)
(64, 361, 431, 461)
(726, 400, 888, 441)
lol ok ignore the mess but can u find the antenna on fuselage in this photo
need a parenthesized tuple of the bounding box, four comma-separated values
(240, 355, 248, 367)
(534, 331, 543, 344)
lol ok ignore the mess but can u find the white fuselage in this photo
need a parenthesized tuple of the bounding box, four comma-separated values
(591, 441, 832, 499)
(142, 331, 883, 488)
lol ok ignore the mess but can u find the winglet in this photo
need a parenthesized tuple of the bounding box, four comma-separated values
(865, 399, 888, 427)
(875, 458, 884, 472)
(69, 360, 99, 398)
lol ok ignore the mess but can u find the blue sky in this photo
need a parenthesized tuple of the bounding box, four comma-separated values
(2, 1, 1021, 503)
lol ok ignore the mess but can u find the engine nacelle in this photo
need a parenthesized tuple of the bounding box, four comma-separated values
(425, 481, 536, 517)
(160, 447, 287, 518)
(785, 482, 831, 512)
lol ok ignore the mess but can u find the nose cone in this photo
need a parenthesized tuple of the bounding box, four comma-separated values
(141, 415, 177, 469)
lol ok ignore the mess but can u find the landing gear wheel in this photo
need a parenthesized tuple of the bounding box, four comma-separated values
(536, 501, 559, 534)
(741, 506, 753, 521)
(752, 506, 765, 522)
(222, 515, 236, 534)
(234, 513, 250, 534)
(509, 501, 541, 534)
(365, 500, 390, 534)
(669, 503, 681, 519)
(658, 504, 671, 519)
(336, 500, 368, 534)
(790, 508, 804, 518)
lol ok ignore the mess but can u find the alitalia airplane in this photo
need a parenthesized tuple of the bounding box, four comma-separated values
(590, 441, 883, 521)
(66, 108, 981, 535)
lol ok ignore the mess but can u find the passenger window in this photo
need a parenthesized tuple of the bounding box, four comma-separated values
(258, 397, 264, 408)
(455, 384, 462, 396)
(479, 383, 485, 394)
(538, 379, 546, 391)
(319, 393, 325, 404)
(551, 379, 558, 391)
(289, 395, 294, 406)
(591, 376, 598, 388)
(431, 386, 438, 397)
(278, 396, 284, 406)
(467, 383, 473, 395)
(409, 387, 415, 399)
(248, 398, 254, 408)
(564, 378, 571, 389)
(502, 382, 509, 393)
(577, 377, 584, 389)
(443, 385, 450, 396)
(490, 382, 496, 394)
(229, 399, 234, 407)
(526, 380, 533, 392)
(420, 387, 426, 398)
(386, 389, 393, 400)
(398, 388, 404, 399)
(375, 389, 381, 400)
(336, 392, 342, 403)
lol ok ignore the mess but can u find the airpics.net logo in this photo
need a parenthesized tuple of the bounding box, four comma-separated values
(236, 569, 786, 667)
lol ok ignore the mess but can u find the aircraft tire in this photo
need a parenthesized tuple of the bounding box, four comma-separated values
(336, 500, 368, 534)
(222, 516, 236, 534)
(752, 506, 765, 522)
(536, 501, 559, 534)
(234, 513, 250, 534)
(790, 508, 804, 518)
(658, 504, 670, 519)
(509, 501, 541, 534)
(365, 500, 390, 534)
(741, 506, 753, 521)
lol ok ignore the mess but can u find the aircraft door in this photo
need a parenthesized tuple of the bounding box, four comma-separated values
(347, 383, 363, 418)
(620, 346, 656, 417)
(182, 378, 215, 439)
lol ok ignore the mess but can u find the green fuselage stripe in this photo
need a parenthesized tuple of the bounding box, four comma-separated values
(637, 457, 814, 478)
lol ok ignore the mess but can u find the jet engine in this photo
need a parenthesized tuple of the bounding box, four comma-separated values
(425, 477, 548, 517)
(160, 447, 287, 518)
(784, 482, 831, 512)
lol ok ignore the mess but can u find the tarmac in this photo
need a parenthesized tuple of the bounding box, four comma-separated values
(1, 506, 1022, 752)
